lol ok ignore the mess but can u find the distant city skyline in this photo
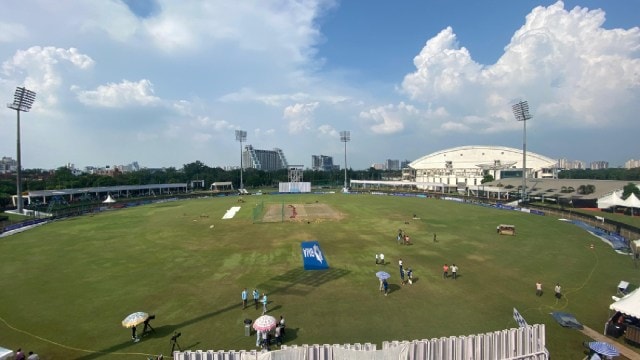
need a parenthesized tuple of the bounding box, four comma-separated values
(1, 1, 638, 170)
(3, 152, 639, 173)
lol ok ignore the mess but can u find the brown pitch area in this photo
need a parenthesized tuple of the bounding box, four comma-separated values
(262, 203, 344, 223)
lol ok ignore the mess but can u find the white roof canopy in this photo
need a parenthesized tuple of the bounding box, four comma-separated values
(610, 288, 640, 317)
(623, 193, 640, 209)
(597, 191, 625, 209)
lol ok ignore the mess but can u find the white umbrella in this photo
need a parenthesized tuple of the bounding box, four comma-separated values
(122, 312, 149, 328)
(252, 315, 277, 331)
(376, 271, 390, 280)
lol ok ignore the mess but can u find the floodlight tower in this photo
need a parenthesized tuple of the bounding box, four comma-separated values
(512, 100, 532, 204)
(340, 131, 350, 191)
(7, 86, 36, 214)
(235, 130, 247, 190)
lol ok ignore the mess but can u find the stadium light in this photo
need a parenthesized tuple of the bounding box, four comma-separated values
(7, 86, 36, 214)
(512, 100, 532, 203)
(235, 130, 247, 190)
(340, 131, 350, 191)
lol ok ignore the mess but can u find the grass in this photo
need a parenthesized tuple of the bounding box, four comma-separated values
(0, 193, 638, 359)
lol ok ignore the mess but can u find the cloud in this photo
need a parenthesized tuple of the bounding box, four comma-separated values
(317, 124, 339, 138)
(1, 46, 94, 109)
(137, 0, 334, 62)
(400, 1, 640, 134)
(284, 102, 319, 133)
(360, 102, 418, 134)
(76, 79, 160, 107)
(2, 47, 94, 82)
(218, 87, 312, 107)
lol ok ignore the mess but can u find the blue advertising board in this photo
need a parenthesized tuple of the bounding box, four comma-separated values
(300, 240, 329, 270)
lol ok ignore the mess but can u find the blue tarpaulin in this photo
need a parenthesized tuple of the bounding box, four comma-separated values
(551, 311, 583, 329)
(301, 240, 329, 270)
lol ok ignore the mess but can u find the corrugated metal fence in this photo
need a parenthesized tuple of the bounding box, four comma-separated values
(173, 324, 547, 360)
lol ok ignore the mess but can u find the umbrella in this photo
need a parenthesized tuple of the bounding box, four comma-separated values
(122, 312, 149, 328)
(376, 271, 390, 280)
(253, 315, 277, 332)
(588, 341, 619, 357)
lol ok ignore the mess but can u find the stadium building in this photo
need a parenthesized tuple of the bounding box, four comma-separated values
(406, 145, 558, 188)
(242, 145, 289, 171)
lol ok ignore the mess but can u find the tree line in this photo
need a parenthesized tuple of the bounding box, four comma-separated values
(0, 161, 400, 209)
(2, 164, 638, 209)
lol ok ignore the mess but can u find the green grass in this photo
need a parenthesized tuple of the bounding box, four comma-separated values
(1, 194, 638, 359)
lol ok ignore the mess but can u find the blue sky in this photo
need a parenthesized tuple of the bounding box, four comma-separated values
(0, 0, 638, 170)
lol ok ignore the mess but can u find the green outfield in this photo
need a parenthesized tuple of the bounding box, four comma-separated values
(0, 193, 637, 359)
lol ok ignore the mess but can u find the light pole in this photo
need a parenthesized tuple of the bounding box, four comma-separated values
(235, 130, 247, 190)
(340, 131, 350, 191)
(7, 86, 36, 214)
(512, 100, 532, 204)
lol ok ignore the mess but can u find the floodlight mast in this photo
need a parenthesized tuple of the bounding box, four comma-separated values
(512, 100, 532, 204)
(340, 131, 350, 191)
(235, 130, 247, 190)
(7, 86, 36, 214)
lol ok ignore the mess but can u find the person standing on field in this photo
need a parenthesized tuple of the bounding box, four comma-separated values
(554, 283, 562, 299)
(253, 289, 260, 310)
(241, 288, 248, 309)
(262, 293, 268, 314)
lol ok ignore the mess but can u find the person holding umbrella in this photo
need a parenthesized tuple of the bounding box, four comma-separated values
(122, 312, 149, 343)
(376, 271, 391, 294)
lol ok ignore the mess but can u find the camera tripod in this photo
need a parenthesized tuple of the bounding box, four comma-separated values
(170, 332, 182, 353)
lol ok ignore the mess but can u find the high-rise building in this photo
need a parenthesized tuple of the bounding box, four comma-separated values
(0, 157, 17, 174)
(590, 161, 609, 170)
(557, 158, 585, 170)
(625, 159, 640, 169)
(242, 145, 289, 171)
(385, 159, 400, 171)
(311, 155, 334, 171)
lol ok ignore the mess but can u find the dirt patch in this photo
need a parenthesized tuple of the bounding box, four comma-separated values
(262, 203, 344, 223)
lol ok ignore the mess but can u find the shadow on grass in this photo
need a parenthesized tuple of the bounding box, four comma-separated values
(259, 267, 351, 299)
(76, 268, 348, 359)
(75, 304, 242, 360)
(281, 327, 298, 344)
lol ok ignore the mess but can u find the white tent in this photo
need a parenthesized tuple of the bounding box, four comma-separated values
(103, 194, 116, 204)
(610, 288, 640, 318)
(597, 191, 625, 209)
(623, 193, 640, 209)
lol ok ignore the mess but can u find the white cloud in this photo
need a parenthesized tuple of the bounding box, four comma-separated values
(401, 1, 640, 134)
(76, 79, 160, 107)
(137, 0, 333, 63)
(2, 47, 94, 91)
(284, 102, 319, 134)
(218, 88, 312, 107)
(359, 102, 418, 134)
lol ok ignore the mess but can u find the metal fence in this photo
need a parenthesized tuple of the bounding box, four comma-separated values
(172, 324, 547, 360)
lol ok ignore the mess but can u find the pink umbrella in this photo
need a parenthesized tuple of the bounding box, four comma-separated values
(252, 315, 277, 331)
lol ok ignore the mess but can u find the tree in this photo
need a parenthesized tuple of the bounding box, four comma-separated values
(481, 174, 494, 184)
(622, 182, 640, 199)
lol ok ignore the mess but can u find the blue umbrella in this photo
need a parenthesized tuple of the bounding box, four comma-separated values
(588, 341, 619, 357)
(376, 271, 390, 280)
